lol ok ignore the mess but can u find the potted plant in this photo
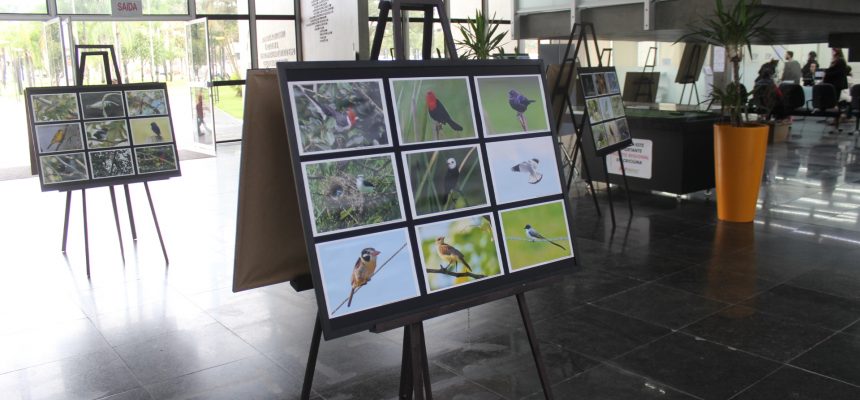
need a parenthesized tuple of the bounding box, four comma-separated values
(456, 10, 508, 60)
(678, 0, 773, 222)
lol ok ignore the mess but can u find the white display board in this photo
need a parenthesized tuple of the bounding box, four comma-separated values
(607, 138, 652, 179)
(300, 0, 359, 61)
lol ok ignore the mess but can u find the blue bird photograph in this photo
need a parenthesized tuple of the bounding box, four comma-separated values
(475, 75, 550, 136)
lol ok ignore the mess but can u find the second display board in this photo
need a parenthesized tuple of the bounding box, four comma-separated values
(277, 60, 578, 339)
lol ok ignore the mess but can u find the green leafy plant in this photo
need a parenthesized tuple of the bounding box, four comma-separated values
(456, 10, 508, 60)
(677, 0, 772, 126)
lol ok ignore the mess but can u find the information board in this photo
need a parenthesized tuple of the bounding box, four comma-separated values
(25, 82, 180, 192)
(579, 67, 634, 157)
(277, 60, 578, 339)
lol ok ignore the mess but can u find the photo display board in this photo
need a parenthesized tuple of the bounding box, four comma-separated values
(579, 67, 633, 157)
(277, 60, 579, 339)
(25, 82, 180, 192)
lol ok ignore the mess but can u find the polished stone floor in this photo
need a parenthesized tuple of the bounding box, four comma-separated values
(1, 118, 859, 400)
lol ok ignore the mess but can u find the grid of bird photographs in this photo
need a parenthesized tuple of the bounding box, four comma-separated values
(26, 83, 179, 191)
(389, 76, 479, 144)
(282, 64, 576, 336)
(475, 75, 551, 136)
(579, 69, 632, 155)
(300, 153, 406, 236)
(288, 79, 393, 155)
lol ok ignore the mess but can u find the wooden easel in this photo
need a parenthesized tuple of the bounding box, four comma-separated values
(550, 23, 633, 227)
(62, 44, 168, 278)
(299, 2, 554, 399)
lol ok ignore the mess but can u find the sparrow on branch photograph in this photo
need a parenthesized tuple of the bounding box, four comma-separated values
(30, 93, 80, 122)
(35, 123, 84, 154)
(125, 89, 168, 117)
(475, 75, 550, 136)
(416, 214, 503, 293)
(84, 120, 130, 149)
(402, 144, 489, 218)
(315, 228, 420, 318)
(89, 148, 134, 179)
(135, 145, 177, 174)
(500, 201, 573, 271)
(302, 153, 405, 236)
(130, 116, 173, 145)
(80, 91, 125, 119)
(485, 136, 562, 204)
(289, 79, 392, 155)
(39, 153, 88, 185)
(390, 76, 478, 144)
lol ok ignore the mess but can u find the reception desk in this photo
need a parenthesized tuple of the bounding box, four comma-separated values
(582, 107, 722, 195)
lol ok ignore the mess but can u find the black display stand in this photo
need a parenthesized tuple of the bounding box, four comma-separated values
(549, 24, 633, 227)
(297, 2, 554, 399)
(633, 46, 658, 103)
(60, 44, 169, 278)
(677, 43, 706, 105)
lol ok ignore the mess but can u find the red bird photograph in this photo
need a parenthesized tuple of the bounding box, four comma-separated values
(391, 77, 477, 144)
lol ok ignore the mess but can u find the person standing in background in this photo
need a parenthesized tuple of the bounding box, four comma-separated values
(801, 51, 819, 86)
(781, 51, 802, 84)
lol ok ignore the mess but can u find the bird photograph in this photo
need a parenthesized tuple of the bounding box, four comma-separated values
(606, 72, 621, 94)
(126, 89, 168, 117)
(610, 96, 626, 118)
(418, 214, 502, 292)
(84, 120, 130, 148)
(500, 201, 572, 271)
(291, 81, 390, 154)
(90, 148, 134, 179)
(485, 136, 562, 204)
(31, 93, 79, 122)
(35, 123, 83, 153)
(390, 77, 477, 144)
(595, 73, 609, 95)
(581, 73, 598, 97)
(592, 123, 611, 150)
(511, 158, 543, 184)
(476, 75, 549, 135)
(81, 91, 124, 119)
(586, 98, 604, 123)
(303, 154, 403, 235)
(315, 228, 420, 317)
(40, 153, 88, 184)
(130, 117, 173, 145)
(404, 145, 488, 217)
(135, 145, 177, 174)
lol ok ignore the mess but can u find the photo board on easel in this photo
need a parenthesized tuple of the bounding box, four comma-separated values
(25, 82, 181, 192)
(277, 60, 578, 339)
(578, 67, 634, 157)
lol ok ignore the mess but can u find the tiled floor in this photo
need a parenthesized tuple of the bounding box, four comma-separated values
(1, 118, 859, 399)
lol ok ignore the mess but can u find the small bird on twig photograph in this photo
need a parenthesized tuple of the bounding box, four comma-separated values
(435, 236, 471, 273)
(348, 247, 381, 307)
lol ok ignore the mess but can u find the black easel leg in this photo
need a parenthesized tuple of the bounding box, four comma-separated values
(399, 327, 413, 400)
(516, 293, 554, 400)
(602, 157, 616, 227)
(301, 317, 323, 400)
(419, 323, 432, 400)
(109, 186, 125, 264)
(617, 150, 634, 215)
(62, 191, 72, 253)
(409, 323, 426, 400)
(143, 182, 169, 265)
(82, 189, 91, 278)
(123, 184, 137, 240)
(571, 138, 602, 217)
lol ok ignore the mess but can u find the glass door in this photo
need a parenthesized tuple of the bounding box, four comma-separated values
(43, 17, 72, 87)
(186, 18, 216, 155)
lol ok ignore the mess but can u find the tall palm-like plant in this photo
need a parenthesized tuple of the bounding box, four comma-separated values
(456, 10, 508, 60)
(678, 0, 772, 126)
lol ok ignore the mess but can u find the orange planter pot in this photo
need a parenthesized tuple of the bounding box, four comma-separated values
(713, 123, 769, 222)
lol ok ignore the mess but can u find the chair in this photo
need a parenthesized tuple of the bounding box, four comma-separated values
(812, 83, 841, 133)
(851, 84, 859, 135)
(779, 83, 806, 113)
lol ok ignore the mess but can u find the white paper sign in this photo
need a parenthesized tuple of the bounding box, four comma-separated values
(112, 0, 142, 17)
(607, 139, 652, 179)
(713, 47, 726, 73)
(300, 0, 359, 61)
